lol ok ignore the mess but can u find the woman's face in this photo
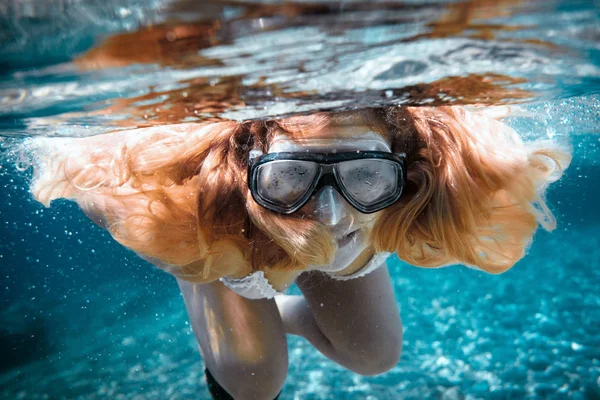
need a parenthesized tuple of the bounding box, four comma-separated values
(267, 126, 392, 271)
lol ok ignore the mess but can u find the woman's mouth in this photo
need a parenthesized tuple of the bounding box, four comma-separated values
(336, 229, 361, 247)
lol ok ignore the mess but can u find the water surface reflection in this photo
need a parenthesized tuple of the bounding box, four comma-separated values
(1, 0, 598, 136)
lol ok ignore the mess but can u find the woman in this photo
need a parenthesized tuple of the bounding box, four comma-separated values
(24, 106, 570, 399)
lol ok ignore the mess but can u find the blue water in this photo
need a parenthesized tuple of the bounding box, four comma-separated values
(1, 0, 600, 399)
(1, 126, 599, 399)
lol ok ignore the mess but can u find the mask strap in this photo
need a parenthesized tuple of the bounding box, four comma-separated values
(249, 149, 263, 161)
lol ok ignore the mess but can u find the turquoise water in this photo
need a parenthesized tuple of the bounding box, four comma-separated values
(1, 0, 600, 399)
(1, 132, 599, 399)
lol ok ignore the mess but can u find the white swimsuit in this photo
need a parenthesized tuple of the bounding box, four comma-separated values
(221, 252, 391, 299)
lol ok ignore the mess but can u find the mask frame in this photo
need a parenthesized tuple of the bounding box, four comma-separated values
(248, 151, 407, 214)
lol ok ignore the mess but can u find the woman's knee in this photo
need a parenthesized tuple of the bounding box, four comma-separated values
(336, 326, 403, 376)
(207, 352, 288, 400)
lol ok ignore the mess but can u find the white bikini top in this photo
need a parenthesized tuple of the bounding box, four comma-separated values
(220, 252, 391, 299)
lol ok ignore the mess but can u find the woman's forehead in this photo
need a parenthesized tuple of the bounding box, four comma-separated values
(267, 111, 392, 152)
(268, 131, 392, 153)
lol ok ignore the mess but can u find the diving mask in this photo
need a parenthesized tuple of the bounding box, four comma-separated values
(248, 148, 406, 215)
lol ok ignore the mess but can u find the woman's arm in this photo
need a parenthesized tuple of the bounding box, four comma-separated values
(178, 278, 288, 400)
(275, 266, 402, 376)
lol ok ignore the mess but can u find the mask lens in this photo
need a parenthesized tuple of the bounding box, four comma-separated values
(255, 160, 319, 208)
(336, 159, 399, 207)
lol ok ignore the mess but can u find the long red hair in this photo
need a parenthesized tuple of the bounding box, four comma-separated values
(25, 106, 571, 281)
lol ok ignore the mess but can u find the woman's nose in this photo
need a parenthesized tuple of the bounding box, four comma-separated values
(311, 186, 349, 227)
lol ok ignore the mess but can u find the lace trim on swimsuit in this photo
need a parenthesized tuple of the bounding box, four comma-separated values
(220, 271, 282, 300)
(221, 252, 391, 299)
(329, 252, 391, 281)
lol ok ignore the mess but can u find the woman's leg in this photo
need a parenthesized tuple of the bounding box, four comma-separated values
(178, 279, 288, 400)
(276, 267, 402, 376)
